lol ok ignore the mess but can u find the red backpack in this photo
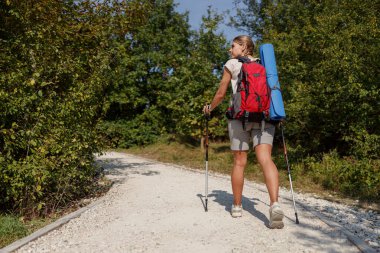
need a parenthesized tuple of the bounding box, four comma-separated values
(226, 57, 271, 128)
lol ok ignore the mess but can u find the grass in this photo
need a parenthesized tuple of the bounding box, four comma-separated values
(0, 215, 28, 248)
(0, 214, 56, 249)
(0, 176, 112, 249)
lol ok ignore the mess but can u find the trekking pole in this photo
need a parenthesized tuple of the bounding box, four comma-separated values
(280, 123, 300, 224)
(204, 111, 210, 212)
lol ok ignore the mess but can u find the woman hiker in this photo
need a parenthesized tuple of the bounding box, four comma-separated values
(203, 35, 284, 229)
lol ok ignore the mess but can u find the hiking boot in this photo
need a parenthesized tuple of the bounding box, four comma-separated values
(231, 204, 243, 218)
(269, 202, 284, 229)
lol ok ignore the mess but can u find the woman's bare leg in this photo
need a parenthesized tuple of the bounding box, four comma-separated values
(231, 151, 248, 205)
(255, 144, 279, 205)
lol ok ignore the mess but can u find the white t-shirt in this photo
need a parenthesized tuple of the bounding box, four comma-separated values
(224, 57, 259, 95)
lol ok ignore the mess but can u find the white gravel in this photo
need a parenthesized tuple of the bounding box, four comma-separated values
(14, 152, 379, 253)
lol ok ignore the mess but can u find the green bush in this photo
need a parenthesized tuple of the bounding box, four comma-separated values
(0, 0, 149, 215)
(304, 151, 379, 200)
(99, 107, 165, 148)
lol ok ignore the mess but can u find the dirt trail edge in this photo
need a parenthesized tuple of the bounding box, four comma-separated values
(6, 152, 378, 253)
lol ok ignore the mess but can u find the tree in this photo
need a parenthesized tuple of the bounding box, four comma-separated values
(101, 1, 230, 146)
(167, 7, 229, 140)
(0, 0, 150, 215)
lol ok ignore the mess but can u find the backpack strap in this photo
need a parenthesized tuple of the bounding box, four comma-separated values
(237, 56, 251, 63)
(242, 111, 249, 131)
(237, 59, 249, 93)
(261, 119, 265, 132)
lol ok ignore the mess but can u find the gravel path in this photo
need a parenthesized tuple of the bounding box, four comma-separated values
(14, 152, 379, 253)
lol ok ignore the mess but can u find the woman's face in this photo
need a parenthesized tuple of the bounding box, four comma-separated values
(229, 42, 245, 58)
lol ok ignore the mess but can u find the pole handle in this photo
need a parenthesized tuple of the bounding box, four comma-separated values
(204, 112, 210, 121)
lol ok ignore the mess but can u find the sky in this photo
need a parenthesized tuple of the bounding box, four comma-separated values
(173, 0, 243, 43)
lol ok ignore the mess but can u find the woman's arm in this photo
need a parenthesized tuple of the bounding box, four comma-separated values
(204, 67, 232, 114)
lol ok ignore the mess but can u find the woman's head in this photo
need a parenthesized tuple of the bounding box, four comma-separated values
(229, 35, 255, 58)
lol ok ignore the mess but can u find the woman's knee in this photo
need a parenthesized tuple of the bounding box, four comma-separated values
(255, 144, 273, 166)
(233, 151, 247, 168)
(258, 156, 273, 169)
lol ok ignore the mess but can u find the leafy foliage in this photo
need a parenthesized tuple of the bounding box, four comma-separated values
(167, 8, 230, 139)
(298, 151, 380, 200)
(0, 0, 150, 215)
(101, 3, 230, 146)
(101, 0, 191, 146)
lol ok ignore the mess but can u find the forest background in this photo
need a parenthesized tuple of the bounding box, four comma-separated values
(0, 0, 379, 220)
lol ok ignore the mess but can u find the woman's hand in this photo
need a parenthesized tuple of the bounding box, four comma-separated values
(203, 104, 211, 115)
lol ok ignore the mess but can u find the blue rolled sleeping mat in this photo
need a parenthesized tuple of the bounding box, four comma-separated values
(259, 43, 286, 121)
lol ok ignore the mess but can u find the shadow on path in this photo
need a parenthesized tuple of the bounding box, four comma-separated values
(96, 158, 160, 185)
(197, 190, 357, 252)
(197, 190, 269, 226)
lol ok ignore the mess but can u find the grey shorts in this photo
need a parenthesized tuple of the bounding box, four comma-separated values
(228, 120, 275, 151)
